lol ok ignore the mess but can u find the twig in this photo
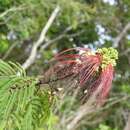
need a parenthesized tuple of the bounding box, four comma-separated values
(40, 26, 71, 50)
(66, 83, 104, 130)
(40, 20, 86, 51)
(66, 93, 130, 130)
(22, 6, 60, 69)
(113, 22, 130, 48)
(120, 48, 130, 56)
(2, 43, 17, 60)
(0, 5, 26, 19)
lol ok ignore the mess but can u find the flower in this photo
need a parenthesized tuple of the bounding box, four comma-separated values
(46, 47, 118, 104)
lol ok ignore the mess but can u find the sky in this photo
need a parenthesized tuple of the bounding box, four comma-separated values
(103, 0, 116, 5)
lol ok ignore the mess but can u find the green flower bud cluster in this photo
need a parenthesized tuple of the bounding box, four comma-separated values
(97, 47, 118, 69)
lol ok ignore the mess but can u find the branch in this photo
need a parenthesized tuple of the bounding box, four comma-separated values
(66, 83, 104, 130)
(113, 22, 130, 48)
(120, 48, 130, 56)
(0, 5, 26, 18)
(40, 26, 72, 50)
(40, 20, 86, 51)
(124, 114, 130, 130)
(66, 92, 130, 130)
(2, 43, 17, 60)
(22, 6, 60, 69)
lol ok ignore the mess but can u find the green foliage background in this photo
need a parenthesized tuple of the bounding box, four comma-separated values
(0, 0, 130, 130)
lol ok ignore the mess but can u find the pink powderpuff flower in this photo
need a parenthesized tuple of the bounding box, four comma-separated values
(45, 47, 118, 105)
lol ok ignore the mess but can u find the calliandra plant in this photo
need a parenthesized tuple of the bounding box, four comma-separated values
(44, 47, 118, 105)
(0, 60, 55, 130)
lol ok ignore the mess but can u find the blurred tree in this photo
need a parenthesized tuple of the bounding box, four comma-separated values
(0, 0, 130, 130)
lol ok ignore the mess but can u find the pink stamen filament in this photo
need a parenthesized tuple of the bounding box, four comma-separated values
(55, 54, 80, 61)
(55, 47, 90, 58)
(80, 63, 99, 85)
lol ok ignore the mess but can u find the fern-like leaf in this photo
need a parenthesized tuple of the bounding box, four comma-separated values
(0, 60, 54, 130)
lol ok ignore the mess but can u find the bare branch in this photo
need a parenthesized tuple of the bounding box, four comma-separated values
(0, 5, 26, 18)
(40, 20, 86, 51)
(113, 22, 130, 48)
(2, 43, 17, 60)
(40, 26, 71, 50)
(66, 83, 104, 130)
(22, 6, 60, 69)
(66, 90, 130, 130)
(124, 114, 130, 130)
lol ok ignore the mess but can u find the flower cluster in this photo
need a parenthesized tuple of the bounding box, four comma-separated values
(50, 47, 118, 104)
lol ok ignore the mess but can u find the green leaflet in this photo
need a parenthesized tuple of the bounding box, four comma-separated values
(0, 60, 55, 130)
